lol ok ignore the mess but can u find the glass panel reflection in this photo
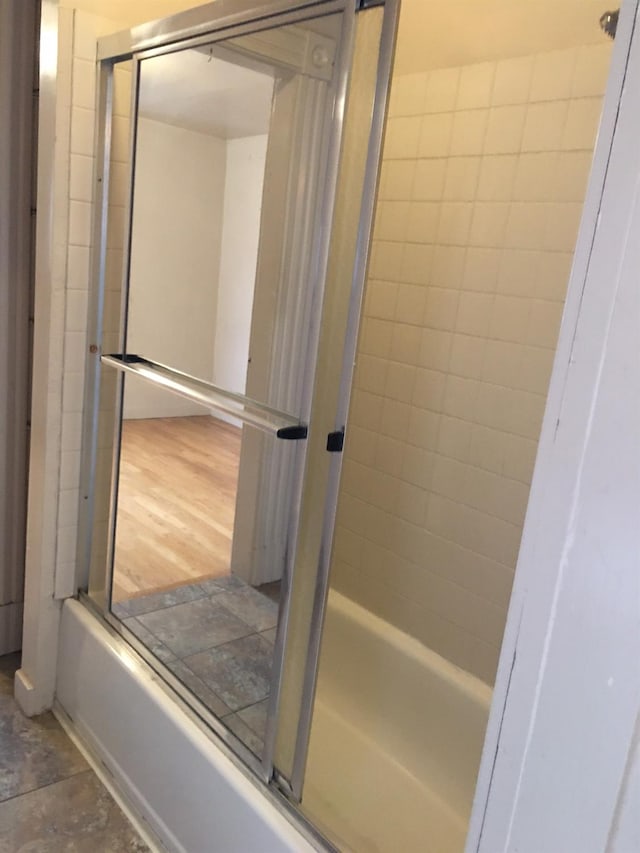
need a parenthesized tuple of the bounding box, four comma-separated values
(111, 373, 285, 757)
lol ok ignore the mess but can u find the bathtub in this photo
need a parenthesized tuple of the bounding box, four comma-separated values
(301, 590, 492, 853)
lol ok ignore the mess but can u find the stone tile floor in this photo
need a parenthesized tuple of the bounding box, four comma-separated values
(0, 653, 148, 852)
(113, 575, 280, 756)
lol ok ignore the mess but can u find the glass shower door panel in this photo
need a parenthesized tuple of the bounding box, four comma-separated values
(300, 1, 615, 849)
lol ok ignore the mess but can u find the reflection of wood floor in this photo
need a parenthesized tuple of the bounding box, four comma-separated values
(112, 416, 241, 603)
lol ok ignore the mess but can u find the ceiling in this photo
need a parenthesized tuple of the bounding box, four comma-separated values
(65, 0, 615, 132)
(394, 0, 614, 74)
(139, 50, 274, 138)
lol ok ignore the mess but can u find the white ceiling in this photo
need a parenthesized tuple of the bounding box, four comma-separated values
(139, 50, 274, 139)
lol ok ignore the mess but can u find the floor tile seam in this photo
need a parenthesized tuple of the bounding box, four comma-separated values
(0, 767, 94, 808)
(177, 627, 266, 662)
(165, 660, 231, 714)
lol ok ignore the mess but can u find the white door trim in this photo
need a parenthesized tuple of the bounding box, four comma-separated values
(468, 2, 640, 850)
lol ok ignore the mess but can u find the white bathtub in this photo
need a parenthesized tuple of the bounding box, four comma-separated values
(301, 591, 492, 853)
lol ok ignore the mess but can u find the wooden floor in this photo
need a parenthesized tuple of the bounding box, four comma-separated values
(112, 416, 241, 603)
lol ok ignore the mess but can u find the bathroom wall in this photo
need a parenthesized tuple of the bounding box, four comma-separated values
(332, 41, 612, 684)
(123, 117, 227, 420)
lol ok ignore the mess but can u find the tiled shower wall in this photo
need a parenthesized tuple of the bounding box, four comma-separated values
(332, 43, 611, 684)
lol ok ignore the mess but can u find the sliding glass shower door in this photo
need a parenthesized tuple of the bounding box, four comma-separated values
(78, 0, 396, 796)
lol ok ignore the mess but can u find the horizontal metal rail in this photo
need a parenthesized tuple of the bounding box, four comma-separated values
(101, 354, 308, 439)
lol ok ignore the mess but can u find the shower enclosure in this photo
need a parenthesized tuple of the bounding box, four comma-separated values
(77, 0, 620, 849)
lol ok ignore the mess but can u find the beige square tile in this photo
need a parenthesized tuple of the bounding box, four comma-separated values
(111, 115, 131, 164)
(407, 407, 441, 450)
(490, 295, 531, 343)
(443, 157, 481, 201)
(431, 246, 467, 290)
(497, 249, 540, 298)
(527, 299, 564, 350)
(366, 280, 398, 320)
(535, 252, 572, 302)
(442, 375, 478, 420)
(449, 334, 485, 380)
(412, 367, 447, 411)
(462, 247, 500, 293)
(468, 424, 506, 475)
(432, 454, 467, 503)
(483, 105, 527, 155)
(356, 354, 388, 395)
(396, 481, 429, 526)
(552, 151, 593, 202)
(530, 47, 577, 102)
(521, 101, 569, 152)
(437, 415, 472, 462)
(348, 425, 378, 467)
(418, 113, 454, 158)
(401, 444, 435, 489)
(390, 323, 422, 364)
(69, 200, 92, 247)
(424, 287, 458, 331)
(67, 245, 90, 290)
(419, 328, 453, 372)
(406, 201, 440, 243)
(65, 290, 88, 332)
(369, 240, 404, 280)
(113, 66, 133, 120)
(504, 203, 549, 250)
(450, 110, 488, 156)
(374, 200, 410, 242)
(69, 154, 94, 203)
(400, 243, 434, 286)
(503, 434, 538, 483)
(385, 362, 416, 403)
(476, 155, 518, 201)
(483, 339, 522, 388)
(457, 62, 495, 110)
(396, 283, 428, 325)
(468, 202, 510, 247)
(425, 494, 459, 541)
(384, 116, 422, 159)
(413, 158, 447, 201)
(382, 159, 416, 201)
(517, 345, 555, 394)
(492, 56, 533, 106)
(72, 58, 96, 110)
(350, 389, 384, 431)
(437, 203, 473, 245)
(456, 291, 493, 336)
(543, 202, 583, 252)
(70, 107, 95, 156)
(562, 97, 603, 150)
(360, 318, 393, 359)
(373, 434, 403, 477)
(513, 152, 558, 201)
(425, 67, 460, 113)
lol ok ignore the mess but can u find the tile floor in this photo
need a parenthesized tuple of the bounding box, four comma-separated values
(0, 653, 148, 852)
(112, 575, 279, 756)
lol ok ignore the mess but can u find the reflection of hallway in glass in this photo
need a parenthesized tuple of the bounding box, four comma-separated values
(111, 414, 281, 756)
(112, 415, 241, 603)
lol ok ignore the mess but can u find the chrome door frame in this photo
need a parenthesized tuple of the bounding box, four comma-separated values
(77, 0, 359, 791)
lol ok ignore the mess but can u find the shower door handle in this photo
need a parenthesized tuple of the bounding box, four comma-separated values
(101, 353, 308, 440)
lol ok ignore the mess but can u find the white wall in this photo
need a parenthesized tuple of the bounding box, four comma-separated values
(123, 117, 226, 419)
(213, 134, 268, 396)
